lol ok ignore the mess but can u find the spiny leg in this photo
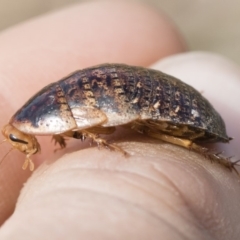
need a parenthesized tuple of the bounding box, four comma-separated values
(147, 130, 238, 174)
(52, 131, 88, 152)
(52, 127, 127, 156)
(52, 132, 89, 151)
(52, 134, 68, 152)
(80, 130, 127, 156)
(52, 126, 116, 147)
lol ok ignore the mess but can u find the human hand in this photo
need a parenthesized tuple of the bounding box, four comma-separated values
(0, 1, 240, 239)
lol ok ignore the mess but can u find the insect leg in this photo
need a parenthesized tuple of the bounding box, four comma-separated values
(147, 130, 238, 174)
(52, 126, 122, 154)
(78, 129, 127, 156)
(52, 126, 116, 147)
(52, 134, 67, 150)
(148, 130, 207, 152)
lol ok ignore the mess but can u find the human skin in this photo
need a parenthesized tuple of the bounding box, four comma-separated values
(0, 1, 240, 240)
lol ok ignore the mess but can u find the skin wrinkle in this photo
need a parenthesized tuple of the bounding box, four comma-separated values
(12, 188, 192, 240)
(150, 162, 218, 236)
(156, 164, 233, 239)
(45, 159, 178, 196)
(115, 173, 211, 235)
(19, 167, 179, 204)
(17, 187, 205, 240)
(200, 188, 232, 238)
(148, 150, 234, 239)
(22, 142, 234, 230)
(18, 157, 213, 238)
(166, 174, 216, 234)
(56, 168, 187, 217)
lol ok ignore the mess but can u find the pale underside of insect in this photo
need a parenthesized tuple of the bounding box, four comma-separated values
(1, 63, 238, 173)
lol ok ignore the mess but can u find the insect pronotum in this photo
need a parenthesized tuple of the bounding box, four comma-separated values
(1, 63, 238, 173)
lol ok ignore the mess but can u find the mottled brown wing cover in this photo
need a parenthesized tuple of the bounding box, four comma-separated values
(10, 64, 229, 142)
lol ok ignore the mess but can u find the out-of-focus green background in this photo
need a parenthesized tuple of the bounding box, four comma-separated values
(0, 0, 239, 64)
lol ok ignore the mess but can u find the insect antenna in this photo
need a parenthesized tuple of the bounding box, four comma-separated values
(0, 139, 7, 145)
(0, 148, 15, 167)
(0, 139, 15, 167)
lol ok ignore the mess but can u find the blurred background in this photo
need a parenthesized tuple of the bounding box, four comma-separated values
(0, 0, 239, 64)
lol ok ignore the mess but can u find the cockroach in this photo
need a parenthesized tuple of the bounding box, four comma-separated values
(1, 63, 237, 173)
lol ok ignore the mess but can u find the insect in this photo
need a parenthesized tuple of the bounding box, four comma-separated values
(1, 63, 237, 173)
